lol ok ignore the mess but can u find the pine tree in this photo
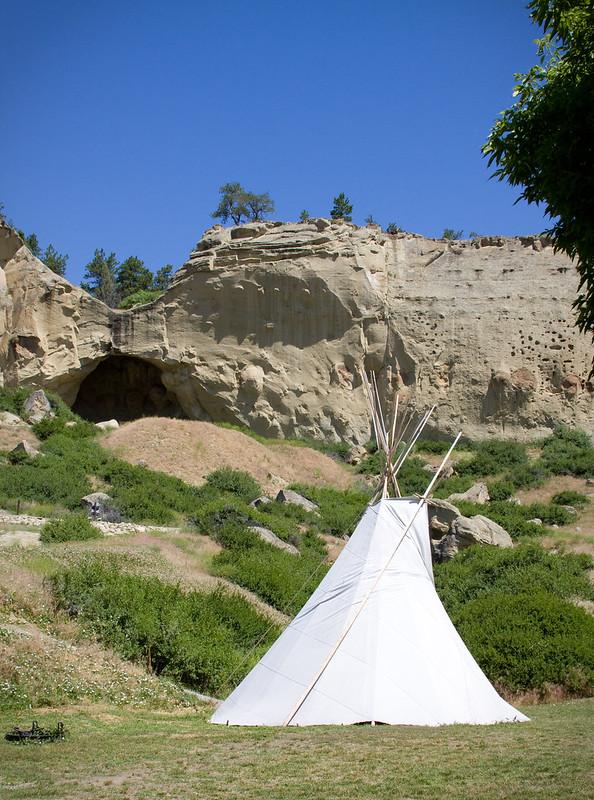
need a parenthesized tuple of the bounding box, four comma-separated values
(116, 256, 154, 299)
(330, 193, 353, 221)
(81, 249, 120, 307)
(154, 264, 174, 291)
(43, 244, 68, 277)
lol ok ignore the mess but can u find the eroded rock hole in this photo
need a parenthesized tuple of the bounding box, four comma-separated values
(72, 356, 184, 422)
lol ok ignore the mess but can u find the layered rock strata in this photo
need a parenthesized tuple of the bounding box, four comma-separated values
(1, 219, 592, 443)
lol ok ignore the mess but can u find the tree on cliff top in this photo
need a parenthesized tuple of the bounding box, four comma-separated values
(483, 0, 594, 351)
(330, 193, 353, 221)
(82, 249, 119, 307)
(212, 183, 275, 225)
(116, 256, 154, 299)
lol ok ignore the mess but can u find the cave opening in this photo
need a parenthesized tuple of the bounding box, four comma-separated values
(72, 355, 184, 422)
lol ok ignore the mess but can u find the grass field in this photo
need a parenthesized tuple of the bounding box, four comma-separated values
(1, 699, 593, 800)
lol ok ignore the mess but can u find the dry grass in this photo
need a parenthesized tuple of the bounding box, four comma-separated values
(102, 418, 355, 493)
(0, 700, 592, 800)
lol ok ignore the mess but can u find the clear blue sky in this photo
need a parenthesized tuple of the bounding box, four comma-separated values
(3, 1, 545, 284)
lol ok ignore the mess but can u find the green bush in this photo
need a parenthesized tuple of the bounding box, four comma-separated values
(289, 484, 369, 537)
(540, 426, 594, 477)
(552, 490, 591, 508)
(33, 417, 97, 440)
(455, 498, 572, 538)
(0, 387, 29, 417)
(212, 539, 328, 616)
(41, 513, 102, 543)
(486, 479, 515, 501)
(205, 468, 261, 503)
(453, 591, 594, 694)
(434, 542, 594, 616)
(458, 439, 528, 477)
(505, 462, 551, 489)
(415, 439, 452, 455)
(51, 560, 278, 696)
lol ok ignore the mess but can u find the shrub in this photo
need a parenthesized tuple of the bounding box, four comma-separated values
(41, 513, 102, 543)
(453, 591, 594, 694)
(415, 439, 452, 455)
(552, 490, 591, 508)
(289, 484, 369, 537)
(51, 560, 277, 696)
(486, 479, 515, 501)
(33, 416, 97, 440)
(458, 439, 528, 477)
(505, 462, 551, 489)
(540, 426, 594, 477)
(205, 468, 261, 503)
(212, 540, 328, 616)
(455, 498, 572, 538)
(0, 387, 30, 417)
(434, 542, 594, 616)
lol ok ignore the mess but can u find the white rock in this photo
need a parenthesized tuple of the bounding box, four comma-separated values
(448, 482, 490, 505)
(248, 525, 300, 555)
(10, 440, 39, 458)
(275, 489, 319, 513)
(0, 411, 24, 427)
(95, 419, 119, 431)
(23, 389, 54, 424)
(527, 518, 543, 525)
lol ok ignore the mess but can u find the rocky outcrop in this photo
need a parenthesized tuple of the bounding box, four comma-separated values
(1, 219, 592, 443)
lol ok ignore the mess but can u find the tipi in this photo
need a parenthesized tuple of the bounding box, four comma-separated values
(211, 373, 529, 726)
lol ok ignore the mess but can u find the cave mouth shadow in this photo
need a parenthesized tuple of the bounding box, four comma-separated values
(72, 355, 184, 423)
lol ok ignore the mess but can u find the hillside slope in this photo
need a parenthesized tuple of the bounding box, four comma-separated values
(102, 418, 355, 492)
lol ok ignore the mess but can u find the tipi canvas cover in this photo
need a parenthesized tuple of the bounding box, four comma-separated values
(211, 498, 529, 726)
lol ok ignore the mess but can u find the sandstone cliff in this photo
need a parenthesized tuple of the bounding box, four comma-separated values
(1, 219, 592, 443)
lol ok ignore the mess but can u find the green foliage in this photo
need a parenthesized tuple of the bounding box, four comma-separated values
(153, 264, 174, 291)
(552, 490, 590, 508)
(289, 484, 369, 537)
(330, 193, 353, 221)
(454, 592, 594, 694)
(505, 461, 551, 489)
(458, 439, 528, 477)
(116, 256, 154, 299)
(0, 386, 29, 417)
(436, 544, 594, 695)
(442, 228, 463, 240)
(484, 0, 594, 345)
(415, 439, 452, 455)
(24, 233, 41, 257)
(211, 183, 275, 225)
(212, 535, 327, 616)
(486, 479, 515, 501)
(118, 289, 162, 309)
(42, 243, 68, 276)
(50, 560, 278, 696)
(205, 468, 261, 504)
(539, 426, 594, 477)
(365, 215, 377, 226)
(41, 513, 102, 543)
(386, 222, 402, 234)
(299, 210, 310, 222)
(455, 498, 572, 538)
(81, 248, 120, 307)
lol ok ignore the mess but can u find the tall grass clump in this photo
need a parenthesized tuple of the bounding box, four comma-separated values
(205, 468, 261, 503)
(435, 544, 594, 696)
(51, 560, 278, 696)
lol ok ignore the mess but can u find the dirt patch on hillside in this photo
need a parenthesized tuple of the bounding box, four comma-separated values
(102, 418, 354, 493)
(0, 423, 38, 453)
(516, 475, 594, 556)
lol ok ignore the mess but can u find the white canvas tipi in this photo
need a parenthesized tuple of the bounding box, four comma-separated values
(211, 375, 529, 727)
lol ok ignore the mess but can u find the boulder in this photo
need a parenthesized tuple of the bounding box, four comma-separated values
(95, 419, 119, 431)
(448, 482, 490, 505)
(81, 492, 119, 522)
(427, 498, 460, 538)
(436, 513, 514, 561)
(423, 462, 455, 479)
(249, 496, 272, 509)
(275, 488, 319, 513)
(560, 505, 577, 515)
(527, 518, 543, 525)
(451, 514, 513, 549)
(10, 440, 39, 458)
(248, 526, 300, 555)
(23, 389, 53, 424)
(346, 445, 367, 466)
(0, 411, 24, 427)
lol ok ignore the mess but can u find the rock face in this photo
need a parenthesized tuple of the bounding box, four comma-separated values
(1, 220, 592, 443)
(437, 514, 513, 560)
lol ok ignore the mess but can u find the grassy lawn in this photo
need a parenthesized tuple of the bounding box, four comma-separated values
(0, 700, 592, 800)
